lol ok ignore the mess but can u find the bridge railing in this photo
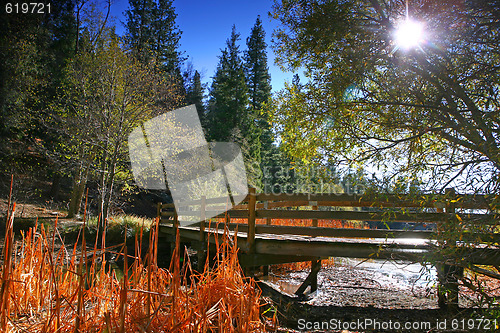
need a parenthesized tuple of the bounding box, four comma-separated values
(157, 188, 499, 309)
(158, 188, 499, 250)
(158, 188, 500, 252)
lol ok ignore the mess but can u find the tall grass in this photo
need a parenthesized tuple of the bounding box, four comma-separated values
(0, 204, 269, 332)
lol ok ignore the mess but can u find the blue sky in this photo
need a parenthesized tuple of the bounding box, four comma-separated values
(109, 0, 295, 92)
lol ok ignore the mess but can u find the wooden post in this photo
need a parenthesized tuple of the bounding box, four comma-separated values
(157, 202, 162, 221)
(309, 201, 319, 287)
(295, 259, 322, 296)
(247, 187, 256, 253)
(447, 265, 463, 310)
(198, 196, 206, 271)
(264, 201, 271, 225)
(438, 188, 461, 311)
(310, 201, 318, 227)
(263, 199, 270, 276)
(437, 264, 447, 309)
(310, 259, 321, 292)
(171, 208, 179, 256)
(173, 210, 179, 231)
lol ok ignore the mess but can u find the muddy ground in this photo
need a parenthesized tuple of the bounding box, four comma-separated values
(258, 261, 496, 332)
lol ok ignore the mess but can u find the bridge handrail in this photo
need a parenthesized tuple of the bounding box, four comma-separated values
(159, 191, 496, 210)
(158, 188, 500, 248)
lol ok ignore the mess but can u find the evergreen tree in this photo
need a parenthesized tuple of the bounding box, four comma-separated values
(207, 26, 263, 188)
(125, 0, 184, 77)
(0, 0, 76, 172)
(244, 17, 275, 188)
(244, 16, 272, 111)
(207, 26, 249, 142)
(186, 70, 206, 124)
(152, 0, 183, 74)
(124, 0, 155, 64)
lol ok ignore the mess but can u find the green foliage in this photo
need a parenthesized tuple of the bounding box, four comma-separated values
(270, 0, 500, 193)
(207, 26, 250, 141)
(0, 1, 76, 140)
(186, 70, 206, 124)
(244, 17, 279, 190)
(206, 25, 267, 189)
(125, 0, 184, 76)
(244, 16, 272, 112)
(56, 11, 182, 221)
(0, 1, 77, 185)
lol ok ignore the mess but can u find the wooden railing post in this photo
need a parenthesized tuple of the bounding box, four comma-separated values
(198, 196, 206, 271)
(247, 187, 256, 253)
(157, 202, 162, 221)
(264, 201, 271, 225)
(438, 188, 461, 312)
(169, 206, 179, 259)
(310, 201, 318, 227)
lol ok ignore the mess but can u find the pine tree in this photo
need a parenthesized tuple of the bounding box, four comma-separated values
(244, 17, 275, 187)
(124, 0, 155, 64)
(245, 16, 272, 111)
(186, 70, 206, 124)
(207, 25, 249, 142)
(207, 26, 264, 188)
(152, 0, 184, 74)
(125, 0, 183, 76)
(0, 0, 76, 164)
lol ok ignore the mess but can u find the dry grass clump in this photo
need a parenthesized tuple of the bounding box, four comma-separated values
(0, 204, 268, 332)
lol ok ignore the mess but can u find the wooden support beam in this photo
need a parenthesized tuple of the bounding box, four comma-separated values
(438, 188, 461, 312)
(216, 223, 435, 239)
(238, 253, 322, 267)
(437, 263, 463, 312)
(295, 259, 322, 296)
(159, 223, 500, 266)
(172, 209, 179, 255)
(247, 187, 256, 253)
(437, 264, 447, 309)
(198, 196, 206, 271)
(157, 202, 162, 220)
(310, 259, 321, 292)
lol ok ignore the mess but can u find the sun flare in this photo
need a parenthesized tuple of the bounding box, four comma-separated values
(395, 19, 424, 50)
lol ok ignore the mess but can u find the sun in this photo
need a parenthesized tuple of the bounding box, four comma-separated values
(395, 19, 424, 50)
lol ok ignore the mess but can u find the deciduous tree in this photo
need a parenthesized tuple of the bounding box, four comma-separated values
(269, 0, 500, 193)
(59, 12, 180, 222)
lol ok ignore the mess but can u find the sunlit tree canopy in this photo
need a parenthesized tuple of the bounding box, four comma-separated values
(269, 0, 500, 193)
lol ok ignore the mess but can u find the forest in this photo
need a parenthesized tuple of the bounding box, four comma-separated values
(1, 0, 500, 332)
(0, 0, 285, 222)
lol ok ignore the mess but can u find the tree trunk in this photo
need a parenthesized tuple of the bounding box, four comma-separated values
(67, 163, 89, 218)
(48, 172, 62, 200)
(98, 145, 109, 226)
(101, 139, 121, 227)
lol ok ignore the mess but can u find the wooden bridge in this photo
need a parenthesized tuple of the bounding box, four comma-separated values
(158, 188, 500, 309)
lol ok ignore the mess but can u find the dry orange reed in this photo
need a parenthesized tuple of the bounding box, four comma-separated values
(0, 205, 267, 332)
